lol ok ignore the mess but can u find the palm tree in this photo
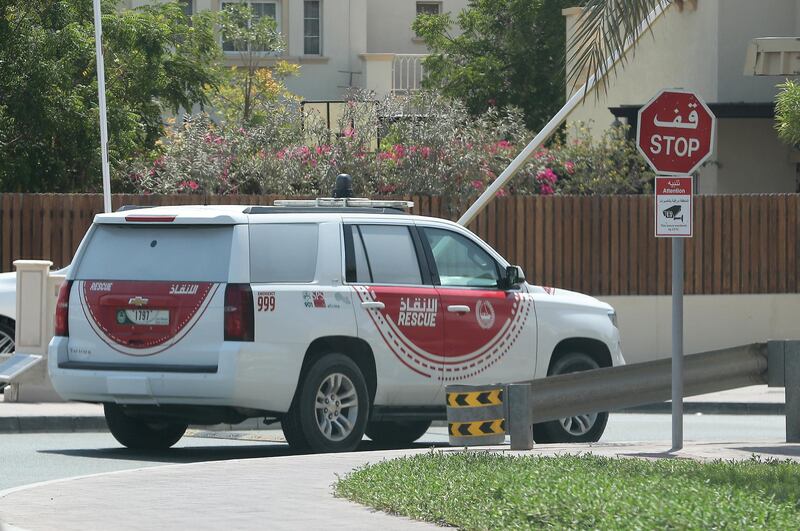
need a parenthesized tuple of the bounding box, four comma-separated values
(567, 0, 677, 94)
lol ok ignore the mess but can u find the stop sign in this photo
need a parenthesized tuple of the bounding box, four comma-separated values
(636, 89, 716, 175)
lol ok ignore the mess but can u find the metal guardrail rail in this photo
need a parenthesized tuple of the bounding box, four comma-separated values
(447, 341, 799, 450)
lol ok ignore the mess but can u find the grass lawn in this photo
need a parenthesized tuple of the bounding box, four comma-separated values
(335, 451, 800, 529)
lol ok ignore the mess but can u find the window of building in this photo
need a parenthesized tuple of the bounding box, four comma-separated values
(304, 1, 321, 55)
(354, 225, 423, 285)
(416, 2, 441, 16)
(221, 1, 281, 53)
(249, 224, 319, 283)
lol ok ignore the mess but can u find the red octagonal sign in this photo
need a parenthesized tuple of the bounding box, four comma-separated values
(636, 89, 716, 175)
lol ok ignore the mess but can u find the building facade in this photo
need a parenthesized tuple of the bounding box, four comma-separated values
(564, 0, 800, 194)
(123, 0, 469, 100)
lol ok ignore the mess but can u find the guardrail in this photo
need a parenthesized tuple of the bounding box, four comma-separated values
(447, 341, 798, 450)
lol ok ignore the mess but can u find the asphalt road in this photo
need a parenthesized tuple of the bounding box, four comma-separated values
(0, 413, 786, 492)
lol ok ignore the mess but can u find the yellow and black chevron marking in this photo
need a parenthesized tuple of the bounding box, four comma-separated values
(448, 419, 506, 437)
(446, 389, 503, 408)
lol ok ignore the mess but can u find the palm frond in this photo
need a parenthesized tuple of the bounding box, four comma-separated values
(567, 0, 672, 97)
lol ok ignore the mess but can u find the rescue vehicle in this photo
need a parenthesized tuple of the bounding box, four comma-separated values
(48, 176, 624, 452)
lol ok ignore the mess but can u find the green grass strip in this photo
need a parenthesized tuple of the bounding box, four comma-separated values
(335, 451, 800, 530)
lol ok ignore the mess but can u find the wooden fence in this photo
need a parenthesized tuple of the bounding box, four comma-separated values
(0, 193, 797, 296)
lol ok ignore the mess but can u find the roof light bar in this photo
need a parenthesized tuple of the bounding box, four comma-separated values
(273, 198, 414, 209)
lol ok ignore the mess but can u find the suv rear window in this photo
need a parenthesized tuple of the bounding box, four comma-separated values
(75, 225, 234, 282)
(249, 223, 319, 283)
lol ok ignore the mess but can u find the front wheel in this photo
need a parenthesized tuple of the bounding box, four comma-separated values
(0, 319, 15, 354)
(104, 404, 187, 450)
(532, 352, 609, 444)
(287, 353, 370, 453)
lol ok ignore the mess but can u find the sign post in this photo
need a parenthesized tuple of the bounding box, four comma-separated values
(637, 89, 715, 451)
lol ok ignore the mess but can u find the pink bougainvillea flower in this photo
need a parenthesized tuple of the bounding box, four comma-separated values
(496, 140, 512, 150)
(420, 146, 432, 159)
(565, 161, 575, 174)
(471, 180, 484, 190)
(188, 180, 199, 190)
(276, 149, 286, 160)
(343, 127, 355, 138)
(540, 184, 554, 195)
(536, 168, 558, 184)
(392, 144, 406, 159)
(495, 187, 508, 197)
(379, 184, 397, 194)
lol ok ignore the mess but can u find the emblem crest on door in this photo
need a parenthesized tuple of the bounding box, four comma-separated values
(476, 300, 496, 330)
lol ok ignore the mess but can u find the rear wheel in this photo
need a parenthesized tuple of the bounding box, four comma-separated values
(365, 420, 432, 446)
(104, 403, 187, 450)
(532, 352, 609, 444)
(286, 353, 369, 453)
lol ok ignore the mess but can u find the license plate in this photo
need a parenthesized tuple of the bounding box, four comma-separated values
(117, 309, 169, 326)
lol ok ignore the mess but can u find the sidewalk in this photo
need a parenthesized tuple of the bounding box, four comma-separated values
(2, 440, 800, 531)
(0, 385, 786, 433)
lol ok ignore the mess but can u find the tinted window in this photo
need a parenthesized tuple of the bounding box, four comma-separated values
(422, 227, 499, 288)
(76, 225, 233, 282)
(357, 225, 422, 285)
(352, 226, 372, 282)
(250, 223, 318, 282)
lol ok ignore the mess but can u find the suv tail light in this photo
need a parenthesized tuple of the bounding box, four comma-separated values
(224, 283, 254, 341)
(55, 281, 73, 337)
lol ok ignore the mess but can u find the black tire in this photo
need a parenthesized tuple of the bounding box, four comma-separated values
(281, 401, 309, 450)
(365, 420, 432, 446)
(532, 352, 609, 444)
(0, 319, 15, 354)
(104, 403, 187, 450)
(288, 353, 370, 453)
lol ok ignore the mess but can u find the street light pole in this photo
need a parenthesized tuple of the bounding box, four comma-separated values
(92, 0, 112, 214)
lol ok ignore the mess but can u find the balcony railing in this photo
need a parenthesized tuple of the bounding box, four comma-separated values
(391, 54, 427, 95)
(361, 53, 428, 98)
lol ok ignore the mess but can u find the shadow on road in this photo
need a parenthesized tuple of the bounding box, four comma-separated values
(38, 439, 450, 465)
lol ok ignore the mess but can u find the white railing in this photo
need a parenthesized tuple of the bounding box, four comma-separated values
(391, 54, 427, 95)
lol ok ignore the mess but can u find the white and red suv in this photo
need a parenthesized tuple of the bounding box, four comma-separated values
(48, 193, 623, 452)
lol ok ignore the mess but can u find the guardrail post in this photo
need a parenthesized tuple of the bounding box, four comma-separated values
(508, 383, 533, 450)
(785, 341, 800, 443)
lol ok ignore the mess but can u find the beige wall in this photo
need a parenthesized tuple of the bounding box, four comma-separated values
(601, 294, 800, 365)
(366, 0, 469, 54)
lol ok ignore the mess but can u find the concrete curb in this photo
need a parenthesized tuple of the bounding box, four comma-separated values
(0, 402, 785, 434)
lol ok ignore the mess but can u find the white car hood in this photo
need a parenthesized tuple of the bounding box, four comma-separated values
(528, 284, 612, 311)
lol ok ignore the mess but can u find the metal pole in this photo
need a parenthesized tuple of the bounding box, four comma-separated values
(508, 383, 534, 450)
(672, 238, 684, 451)
(457, 0, 671, 227)
(92, 0, 112, 214)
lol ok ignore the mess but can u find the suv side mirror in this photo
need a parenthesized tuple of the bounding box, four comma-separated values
(500, 265, 526, 290)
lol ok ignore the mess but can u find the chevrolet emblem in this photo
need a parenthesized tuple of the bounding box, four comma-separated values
(128, 296, 149, 306)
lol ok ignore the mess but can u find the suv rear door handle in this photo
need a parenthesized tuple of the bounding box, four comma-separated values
(361, 301, 385, 310)
(447, 305, 471, 314)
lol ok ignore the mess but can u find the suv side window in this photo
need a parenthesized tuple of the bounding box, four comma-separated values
(345, 224, 423, 285)
(421, 227, 500, 288)
(250, 223, 319, 282)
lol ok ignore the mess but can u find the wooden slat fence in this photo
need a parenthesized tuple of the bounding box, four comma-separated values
(1, 193, 797, 296)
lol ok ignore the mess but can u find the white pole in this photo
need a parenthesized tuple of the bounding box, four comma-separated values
(671, 237, 684, 451)
(92, 0, 112, 214)
(457, 0, 671, 227)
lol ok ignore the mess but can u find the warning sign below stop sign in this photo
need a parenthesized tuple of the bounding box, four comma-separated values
(636, 89, 716, 175)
